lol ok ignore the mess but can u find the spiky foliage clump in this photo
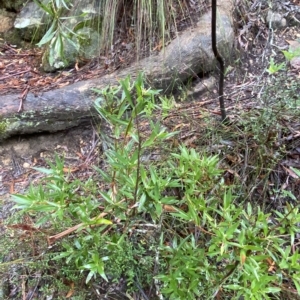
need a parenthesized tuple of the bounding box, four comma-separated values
(99, 0, 208, 55)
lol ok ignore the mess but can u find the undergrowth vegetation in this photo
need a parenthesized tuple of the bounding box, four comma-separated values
(1, 73, 300, 299)
(34, 0, 207, 67)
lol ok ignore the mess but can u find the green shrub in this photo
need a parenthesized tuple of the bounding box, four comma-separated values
(8, 74, 300, 299)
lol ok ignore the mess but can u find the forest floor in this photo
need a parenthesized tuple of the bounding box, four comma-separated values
(1, 1, 300, 299)
(1, 2, 299, 210)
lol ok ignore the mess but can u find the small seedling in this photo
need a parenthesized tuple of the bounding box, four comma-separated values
(266, 57, 285, 74)
(282, 47, 300, 61)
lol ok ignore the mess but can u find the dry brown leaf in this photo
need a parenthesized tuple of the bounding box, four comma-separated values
(266, 257, 276, 273)
(63, 167, 79, 173)
(75, 61, 79, 71)
(8, 224, 39, 232)
(226, 154, 241, 164)
(282, 166, 299, 179)
(286, 40, 300, 50)
(163, 205, 177, 212)
(58, 82, 70, 88)
(290, 57, 300, 69)
(65, 282, 75, 298)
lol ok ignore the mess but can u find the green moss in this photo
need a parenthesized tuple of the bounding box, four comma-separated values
(0, 120, 8, 140)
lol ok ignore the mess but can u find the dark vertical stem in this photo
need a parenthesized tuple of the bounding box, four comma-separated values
(211, 0, 227, 122)
(133, 105, 141, 207)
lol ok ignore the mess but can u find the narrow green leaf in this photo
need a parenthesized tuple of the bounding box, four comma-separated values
(224, 284, 241, 291)
(54, 33, 63, 57)
(138, 193, 147, 212)
(85, 270, 95, 284)
(36, 20, 57, 47)
(120, 76, 133, 107)
(291, 167, 300, 177)
(33, 0, 54, 16)
(32, 166, 54, 175)
(263, 287, 281, 293)
(11, 196, 33, 209)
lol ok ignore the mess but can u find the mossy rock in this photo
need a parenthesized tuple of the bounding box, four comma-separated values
(0, 120, 8, 140)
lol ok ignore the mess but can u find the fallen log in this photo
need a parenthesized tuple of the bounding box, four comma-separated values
(0, 3, 234, 140)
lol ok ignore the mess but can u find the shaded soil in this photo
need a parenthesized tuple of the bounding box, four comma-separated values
(0, 125, 99, 216)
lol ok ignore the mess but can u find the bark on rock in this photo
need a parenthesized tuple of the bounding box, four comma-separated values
(0, 1, 234, 140)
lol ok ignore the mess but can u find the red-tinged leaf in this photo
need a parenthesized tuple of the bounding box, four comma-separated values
(240, 250, 246, 265)
(8, 224, 39, 232)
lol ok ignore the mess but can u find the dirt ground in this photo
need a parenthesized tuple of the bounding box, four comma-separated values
(0, 125, 100, 217)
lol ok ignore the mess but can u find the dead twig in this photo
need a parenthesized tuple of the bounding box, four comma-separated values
(47, 212, 108, 245)
(18, 85, 30, 112)
(0, 68, 32, 81)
